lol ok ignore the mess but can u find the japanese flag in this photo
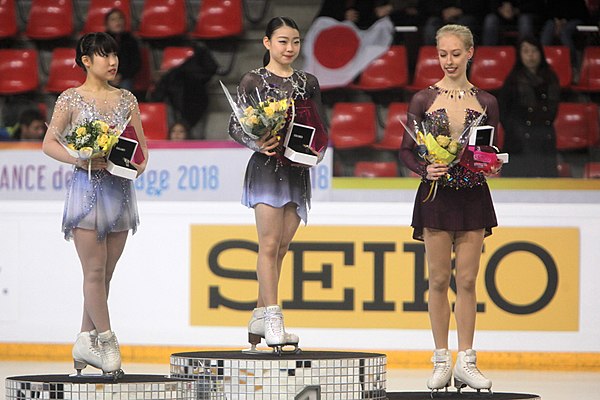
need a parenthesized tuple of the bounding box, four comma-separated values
(302, 16, 394, 89)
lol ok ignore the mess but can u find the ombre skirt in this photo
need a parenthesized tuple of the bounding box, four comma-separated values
(242, 152, 311, 224)
(62, 167, 139, 241)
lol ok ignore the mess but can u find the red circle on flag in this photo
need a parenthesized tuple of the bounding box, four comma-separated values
(313, 25, 360, 69)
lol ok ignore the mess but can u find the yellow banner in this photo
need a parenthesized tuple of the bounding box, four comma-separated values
(190, 226, 579, 331)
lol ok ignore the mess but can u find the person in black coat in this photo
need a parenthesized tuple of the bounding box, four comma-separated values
(420, 0, 487, 44)
(499, 36, 561, 177)
(105, 8, 141, 91)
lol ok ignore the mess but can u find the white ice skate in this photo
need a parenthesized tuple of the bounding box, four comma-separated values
(245, 305, 300, 355)
(453, 349, 492, 393)
(72, 331, 102, 375)
(426, 348, 452, 395)
(244, 307, 300, 354)
(97, 330, 124, 380)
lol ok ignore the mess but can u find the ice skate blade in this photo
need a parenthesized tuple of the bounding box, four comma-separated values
(68, 370, 124, 381)
(429, 385, 450, 398)
(269, 344, 302, 355)
(454, 379, 492, 395)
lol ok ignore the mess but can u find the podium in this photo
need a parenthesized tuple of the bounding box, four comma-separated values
(170, 350, 387, 399)
(5, 374, 195, 399)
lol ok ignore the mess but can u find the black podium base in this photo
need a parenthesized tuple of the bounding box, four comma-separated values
(387, 392, 541, 399)
(5, 374, 196, 399)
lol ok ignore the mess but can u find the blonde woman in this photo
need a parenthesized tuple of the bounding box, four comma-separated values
(400, 24, 501, 393)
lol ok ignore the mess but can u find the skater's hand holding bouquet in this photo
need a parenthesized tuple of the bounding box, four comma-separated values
(59, 119, 124, 179)
(399, 111, 486, 201)
(221, 81, 294, 156)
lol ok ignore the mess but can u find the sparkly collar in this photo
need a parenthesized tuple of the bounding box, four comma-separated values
(431, 84, 478, 100)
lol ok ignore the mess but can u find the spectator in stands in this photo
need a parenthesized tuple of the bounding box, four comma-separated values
(168, 121, 190, 141)
(316, 0, 416, 30)
(499, 35, 560, 177)
(421, 1, 487, 45)
(105, 8, 141, 91)
(540, 0, 590, 76)
(149, 43, 218, 139)
(13, 108, 46, 141)
(481, 0, 543, 45)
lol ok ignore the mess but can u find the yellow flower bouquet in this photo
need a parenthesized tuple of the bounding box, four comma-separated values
(61, 119, 121, 179)
(220, 80, 294, 140)
(400, 111, 486, 201)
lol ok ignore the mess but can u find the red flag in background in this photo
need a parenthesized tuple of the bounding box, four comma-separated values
(302, 16, 394, 90)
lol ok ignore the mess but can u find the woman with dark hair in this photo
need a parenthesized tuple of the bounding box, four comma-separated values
(104, 8, 141, 91)
(499, 35, 560, 177)
(228, 16, 328, 353)
(43, 32, 148, 376)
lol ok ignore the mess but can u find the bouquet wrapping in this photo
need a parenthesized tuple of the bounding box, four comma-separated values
(220, 80, 294, 141)
(399, 111, 486, 201)
(57, 118, 128, 180)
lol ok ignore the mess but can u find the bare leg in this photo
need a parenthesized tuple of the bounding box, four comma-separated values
(73, 228, 111, 333)
(79, 230, 129, 332)
(255, 203, 301, 307)
(423, 228, 454, 350)
(453, 229, 485, 351)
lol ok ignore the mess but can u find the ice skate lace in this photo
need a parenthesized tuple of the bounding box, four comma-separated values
(100, 335, 120, 360)
(266, 313, 283, 336)
(432, 360, 450, 375)
(463, 356, 485, 378)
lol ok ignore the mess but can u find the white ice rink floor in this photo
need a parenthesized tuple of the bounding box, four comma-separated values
(1, 360, 599, 399)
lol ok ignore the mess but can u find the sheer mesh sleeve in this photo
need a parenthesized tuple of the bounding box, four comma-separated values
(46, 89, 73, 141)
(399, 89, 429, 177)
(227, 72, 261, 152)
(305, 73, 328, 163)
(477, 90, 499, 141)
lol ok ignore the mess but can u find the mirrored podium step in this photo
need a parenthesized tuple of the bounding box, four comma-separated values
(5, 374, 196, 399)
(170, 350, 387, 399)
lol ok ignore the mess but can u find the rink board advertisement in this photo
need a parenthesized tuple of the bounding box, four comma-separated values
(0, 142, 333, 201)
(0, 200, 598, 352)
(190, 225, 579, 331)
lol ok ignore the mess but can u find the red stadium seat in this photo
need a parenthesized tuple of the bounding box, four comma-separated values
(330, 102, 377, 149)
(557, 161, 572, 178)
(44, 48, 86, 93)
(584, 162, 600, 178)
(160, 46, 194, 72)
(25, 0, 73, 40)
(373, 102, 408, 150)
(572, 47, 600, 92)
(133, 46, 152, 93)
(351, 45, 408, 91)
(543, 46, 572, 89)
(137, 0, 186, 39)
(554, 102, 600, 150)
(0, 0, 18, 39)
(354, 161, 399, 177)
(0, 49, 39, 95)
(81, 0, 131, 34)
(469, 46, 516, 91)
(406, 46, 443, 91)
(139, 102, 168, 140)
(191, 0, 243, 39)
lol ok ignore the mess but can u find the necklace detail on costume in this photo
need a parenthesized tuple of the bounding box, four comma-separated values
(433, 85, 477, 100)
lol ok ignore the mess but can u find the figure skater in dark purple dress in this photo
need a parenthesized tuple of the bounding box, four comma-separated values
(400, 24, 502, 393)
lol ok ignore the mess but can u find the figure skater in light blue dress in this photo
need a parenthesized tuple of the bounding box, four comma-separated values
(43, 32, 148, 377)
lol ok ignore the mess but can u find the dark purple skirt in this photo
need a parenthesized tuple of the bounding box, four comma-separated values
(411, 181, 497, 241)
